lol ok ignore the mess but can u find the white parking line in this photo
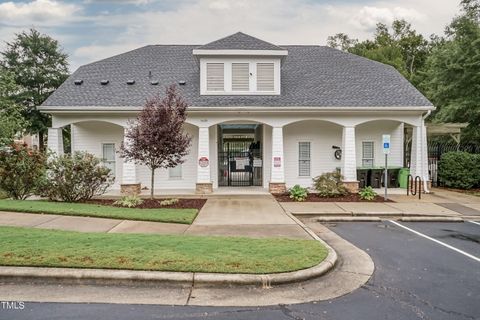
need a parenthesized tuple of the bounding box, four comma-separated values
(468, 220, 480, 227)
(389, 220, 480, 263)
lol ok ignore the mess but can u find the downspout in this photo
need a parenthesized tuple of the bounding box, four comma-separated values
(421, 110, 432, 193)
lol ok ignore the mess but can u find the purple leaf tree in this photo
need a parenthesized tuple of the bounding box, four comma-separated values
(120, 85, 191, 199)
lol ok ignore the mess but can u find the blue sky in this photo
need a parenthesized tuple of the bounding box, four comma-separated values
(0, 0, 461, 71)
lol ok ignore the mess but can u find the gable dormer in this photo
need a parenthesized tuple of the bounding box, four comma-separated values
(193, 32, 287, 96)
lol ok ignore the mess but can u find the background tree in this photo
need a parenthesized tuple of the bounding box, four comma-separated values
(0, 68, 28, 146)
(327, 20, 430, 83)
(420, 0, 480, 141)
(1, 29, 69, 150)
(120, 86, 191, 199)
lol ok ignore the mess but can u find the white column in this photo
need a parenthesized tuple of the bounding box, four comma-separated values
(47, 128, 63, 155)
(421, 122, 430, 182)
(197, 126, 211, 183)
(122, 129, 137, 184)
(410, 125, 422, 178)
(270, 126, 285, 183)
(341, 126, 357, 181)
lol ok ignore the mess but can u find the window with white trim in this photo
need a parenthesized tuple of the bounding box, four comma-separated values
(298, 142, 311, 177)
(231, 63, 249, 91)
(256, 63, 274, 91)
(169, 164, 182, 179)
(362, 141, 375, 167)
(102, 143, 116, 177)
(206, 63, 224, 91)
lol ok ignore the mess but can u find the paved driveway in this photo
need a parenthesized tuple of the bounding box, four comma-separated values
(185, 195, 312, 239)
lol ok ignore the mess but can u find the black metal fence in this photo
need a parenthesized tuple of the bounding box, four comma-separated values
(218, 141, 263, 187)
(428, 141, 480, 187)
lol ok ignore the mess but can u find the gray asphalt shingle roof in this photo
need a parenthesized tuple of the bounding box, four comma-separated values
(41, 38, 432, 108)
(197, 32, 285, 51)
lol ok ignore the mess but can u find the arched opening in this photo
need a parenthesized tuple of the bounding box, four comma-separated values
(283, 120, 344, 189)
(215, 120, 268, 188)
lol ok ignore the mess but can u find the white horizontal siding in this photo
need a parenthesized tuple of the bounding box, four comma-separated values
(135, 124, 198, 190)
(356, 121, 404, 167)
(283, 121, 343, 188)
(71, 122, 124, 189)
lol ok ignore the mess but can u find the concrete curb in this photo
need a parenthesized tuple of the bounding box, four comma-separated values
(314, 216, 464, 223)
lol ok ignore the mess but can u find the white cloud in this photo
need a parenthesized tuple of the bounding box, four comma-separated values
(0, 0, 81, 26)
(0, 0, 459, 71)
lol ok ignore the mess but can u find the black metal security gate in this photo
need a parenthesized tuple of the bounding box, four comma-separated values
(218, 141, 262, 187)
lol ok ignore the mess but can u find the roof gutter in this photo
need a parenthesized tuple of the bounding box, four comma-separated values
(39, 105, 436, 113)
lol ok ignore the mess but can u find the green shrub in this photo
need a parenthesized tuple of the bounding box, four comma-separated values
(0, 144, 47, 199)
(114, 195, 144, 208)
(312, 171, 347, 197)
(44, 151, 114, 202)
(359, 186, 377, 201)
(289, 184, 308, 202)
(160, 198, 179, 206)
(438, 152, 480, 189)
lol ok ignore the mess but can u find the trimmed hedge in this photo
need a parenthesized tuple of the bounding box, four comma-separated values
(438, 152, 480, 189)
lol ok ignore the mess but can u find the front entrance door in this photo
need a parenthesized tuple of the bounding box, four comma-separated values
(218, 142, 262, 186)
(217, 124, 263, 187)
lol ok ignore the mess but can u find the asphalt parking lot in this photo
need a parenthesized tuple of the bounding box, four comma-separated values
(1, 221, 479, 320)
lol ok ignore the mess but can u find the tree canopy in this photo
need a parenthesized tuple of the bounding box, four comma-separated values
(327, 0, 480, 142)
(0, 68, 28, 146)
(1, 28, 69, 149)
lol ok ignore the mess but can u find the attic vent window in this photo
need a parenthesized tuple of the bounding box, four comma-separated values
(74, 80, 83, 85)
(178, 80, 186, 85)
(150, 80, 159, 85)
(126, 80, 135, 85)
(100, 80, 109, 85)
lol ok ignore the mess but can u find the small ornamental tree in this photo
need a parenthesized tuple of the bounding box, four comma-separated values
(120, 85, 191, 199)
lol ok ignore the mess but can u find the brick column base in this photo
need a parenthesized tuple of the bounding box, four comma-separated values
(120, 183, 141, 196)
(343, 181, 359, 193)
(269, 182, 287, 194)
(196, 183, 213, 194)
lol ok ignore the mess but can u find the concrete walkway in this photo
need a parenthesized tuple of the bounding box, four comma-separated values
(185, 195, 312, 239)
(0, 195, 312, 239)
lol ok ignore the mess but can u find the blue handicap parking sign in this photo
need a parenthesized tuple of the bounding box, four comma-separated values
(384, 142, 390, 148)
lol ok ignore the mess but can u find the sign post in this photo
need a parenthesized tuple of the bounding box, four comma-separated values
(382, 134, 391, 201)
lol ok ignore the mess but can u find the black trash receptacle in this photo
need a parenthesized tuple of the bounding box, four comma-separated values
(357, 169, 370, 188)
(371, 169, 382, 188)
(388, 169, 400, 188)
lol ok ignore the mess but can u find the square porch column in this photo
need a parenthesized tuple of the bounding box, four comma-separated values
(47, 128, 63, 155)
(341, 126, 359, 193)
(120, 129, 140, 195)
(269, 126, 286, 193)
(196, 126, 213, 194)
(410, 123, 430, 191)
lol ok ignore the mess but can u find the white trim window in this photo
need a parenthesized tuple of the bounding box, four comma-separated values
(298, 142, 311, 177)
(102, 143, 116, 176)
(200, 58, 280, 95)
(362, 141, 375, 167)
(256, 63, 274, 91)
(231, 63, 250, 91)
(206, 63, 224, 91)
(169, 164, 182, 179)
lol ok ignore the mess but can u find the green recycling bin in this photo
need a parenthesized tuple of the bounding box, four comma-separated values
(398, 168, 410, 189)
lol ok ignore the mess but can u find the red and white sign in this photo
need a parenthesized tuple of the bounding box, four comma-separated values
(198, 156, 209, 168)
(273, 156, 281, 168)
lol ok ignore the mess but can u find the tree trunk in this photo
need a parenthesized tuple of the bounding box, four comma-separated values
(150, 168, 155, 200)
(38, 131, 44, 151)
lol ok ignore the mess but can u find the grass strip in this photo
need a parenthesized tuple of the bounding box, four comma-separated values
(0, 226, 328, 274)
(0, 199, 197, 224)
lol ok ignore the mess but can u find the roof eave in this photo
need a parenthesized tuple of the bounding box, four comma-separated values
(192, 49, 288, 56)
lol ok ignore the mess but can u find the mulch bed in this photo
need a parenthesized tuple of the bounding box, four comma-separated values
(274, 193, 394, 203)
(88, 198, 207, 210)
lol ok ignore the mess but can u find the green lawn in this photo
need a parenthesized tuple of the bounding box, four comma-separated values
(0, 226, 328, 274)
(0, 199, 197, 224)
